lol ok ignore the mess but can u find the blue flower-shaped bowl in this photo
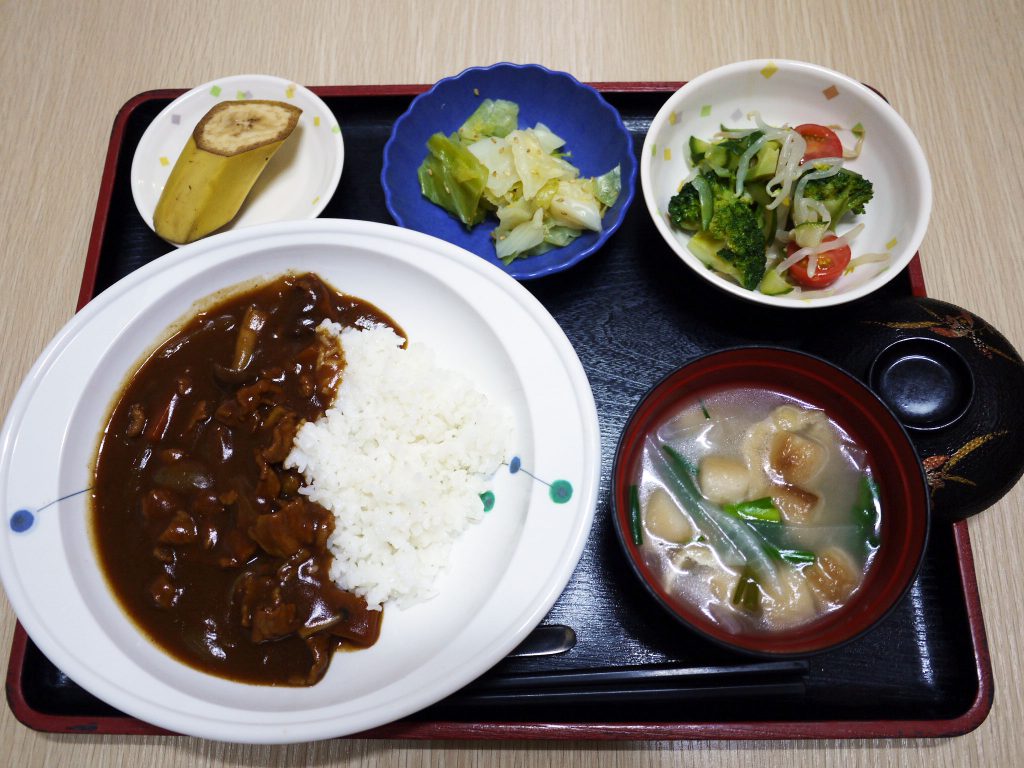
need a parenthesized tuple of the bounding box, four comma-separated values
(382, 63, 637, 280)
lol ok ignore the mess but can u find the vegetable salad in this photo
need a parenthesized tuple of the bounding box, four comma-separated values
(668, 114, 875, 294)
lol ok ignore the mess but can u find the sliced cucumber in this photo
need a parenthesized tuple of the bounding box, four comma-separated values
(705, 145, 729, 171)
(687, 232, 759, 290)
(687, 230, 726, 268)
(747, 141, 780, 181)
(689, 136, 713, 164)
(746, 183, 771, 207)
(758, 267, 793, 295)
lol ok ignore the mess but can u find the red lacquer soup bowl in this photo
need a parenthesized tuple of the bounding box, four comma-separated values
(611, 347, 930, 657)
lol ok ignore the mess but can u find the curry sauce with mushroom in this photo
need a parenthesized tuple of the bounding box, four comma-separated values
(91, 273, 401, 686)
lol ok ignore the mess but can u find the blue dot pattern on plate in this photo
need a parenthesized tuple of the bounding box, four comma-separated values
(9, 488, 90, 533)
(10, 509, 34, 533)
(506, 455, 573, 506)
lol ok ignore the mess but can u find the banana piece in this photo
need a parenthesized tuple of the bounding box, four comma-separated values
(153, 100, 302, 244)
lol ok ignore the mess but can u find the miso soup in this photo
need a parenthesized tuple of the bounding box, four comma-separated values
(633, 386, 881, 635)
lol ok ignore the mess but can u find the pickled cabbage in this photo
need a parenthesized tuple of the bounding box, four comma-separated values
(417, 133, 489, 227)
(416, 99, 621, 264)
(458, 99, 519, 143)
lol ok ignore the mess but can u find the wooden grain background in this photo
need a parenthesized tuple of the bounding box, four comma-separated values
(1, 0, 1021, 765)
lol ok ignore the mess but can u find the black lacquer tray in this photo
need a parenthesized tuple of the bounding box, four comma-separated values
(4, 84, 991, 740)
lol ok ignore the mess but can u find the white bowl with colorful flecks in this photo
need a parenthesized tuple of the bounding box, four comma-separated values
(641, 59, 932, 308)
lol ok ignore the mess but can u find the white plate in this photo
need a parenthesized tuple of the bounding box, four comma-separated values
(641, 59, 932, 308)
(0, 220, 599, 743)
(131, 75, 344, 245)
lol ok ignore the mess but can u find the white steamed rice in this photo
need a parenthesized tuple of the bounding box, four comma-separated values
(285, 323, 513, 610)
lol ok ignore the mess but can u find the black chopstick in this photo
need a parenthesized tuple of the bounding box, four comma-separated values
(443, 679, 806, 708)
(467, 660, 809, 693)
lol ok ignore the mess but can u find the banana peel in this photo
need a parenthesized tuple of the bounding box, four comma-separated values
(153, 100, 302, 244)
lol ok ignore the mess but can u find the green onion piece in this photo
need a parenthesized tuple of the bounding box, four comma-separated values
(661, 444, 698, 478)
(747, 523, 816, 565)
(851, 474, 881, 551)
(723, 497, 782, 523)
(731, 565, 761, 612)
(628, 484, 643, 545)
(768, 546, 816, 565)
(700, 399, 711, 420)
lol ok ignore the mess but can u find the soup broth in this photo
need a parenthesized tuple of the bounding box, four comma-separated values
(634, 386, 881, 635)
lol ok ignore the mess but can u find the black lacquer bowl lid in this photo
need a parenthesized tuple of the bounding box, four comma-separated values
(806, 296, 1024, 520)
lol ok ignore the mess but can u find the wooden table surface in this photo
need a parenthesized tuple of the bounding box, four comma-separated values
(2, 0, 1022, 764)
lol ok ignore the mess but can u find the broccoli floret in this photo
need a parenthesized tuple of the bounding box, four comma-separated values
(667, 184, 701, 230)
(684, 200, 766, 290)
(669, 170, 766, 290)
(668, 171, 738, 231)
(802, 169, 874, 228)
(706, 172, 739, 205)
(707, 199, 763, 251)
(706, 201, 766, 289)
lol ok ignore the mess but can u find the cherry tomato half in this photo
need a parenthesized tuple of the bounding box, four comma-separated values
(786, 235, 851, 289)
(795, 123, 843, 162)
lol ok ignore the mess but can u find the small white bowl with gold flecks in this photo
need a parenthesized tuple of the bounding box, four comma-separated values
(640, 60, 931, 308)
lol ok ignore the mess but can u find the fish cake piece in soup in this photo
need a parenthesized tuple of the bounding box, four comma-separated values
(770, 431, 828, 486)
(771, 483, 821, 524)
(698, 455, 750, 505)
(806, 546, 860, 606)
(644, 488, 693, 543)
